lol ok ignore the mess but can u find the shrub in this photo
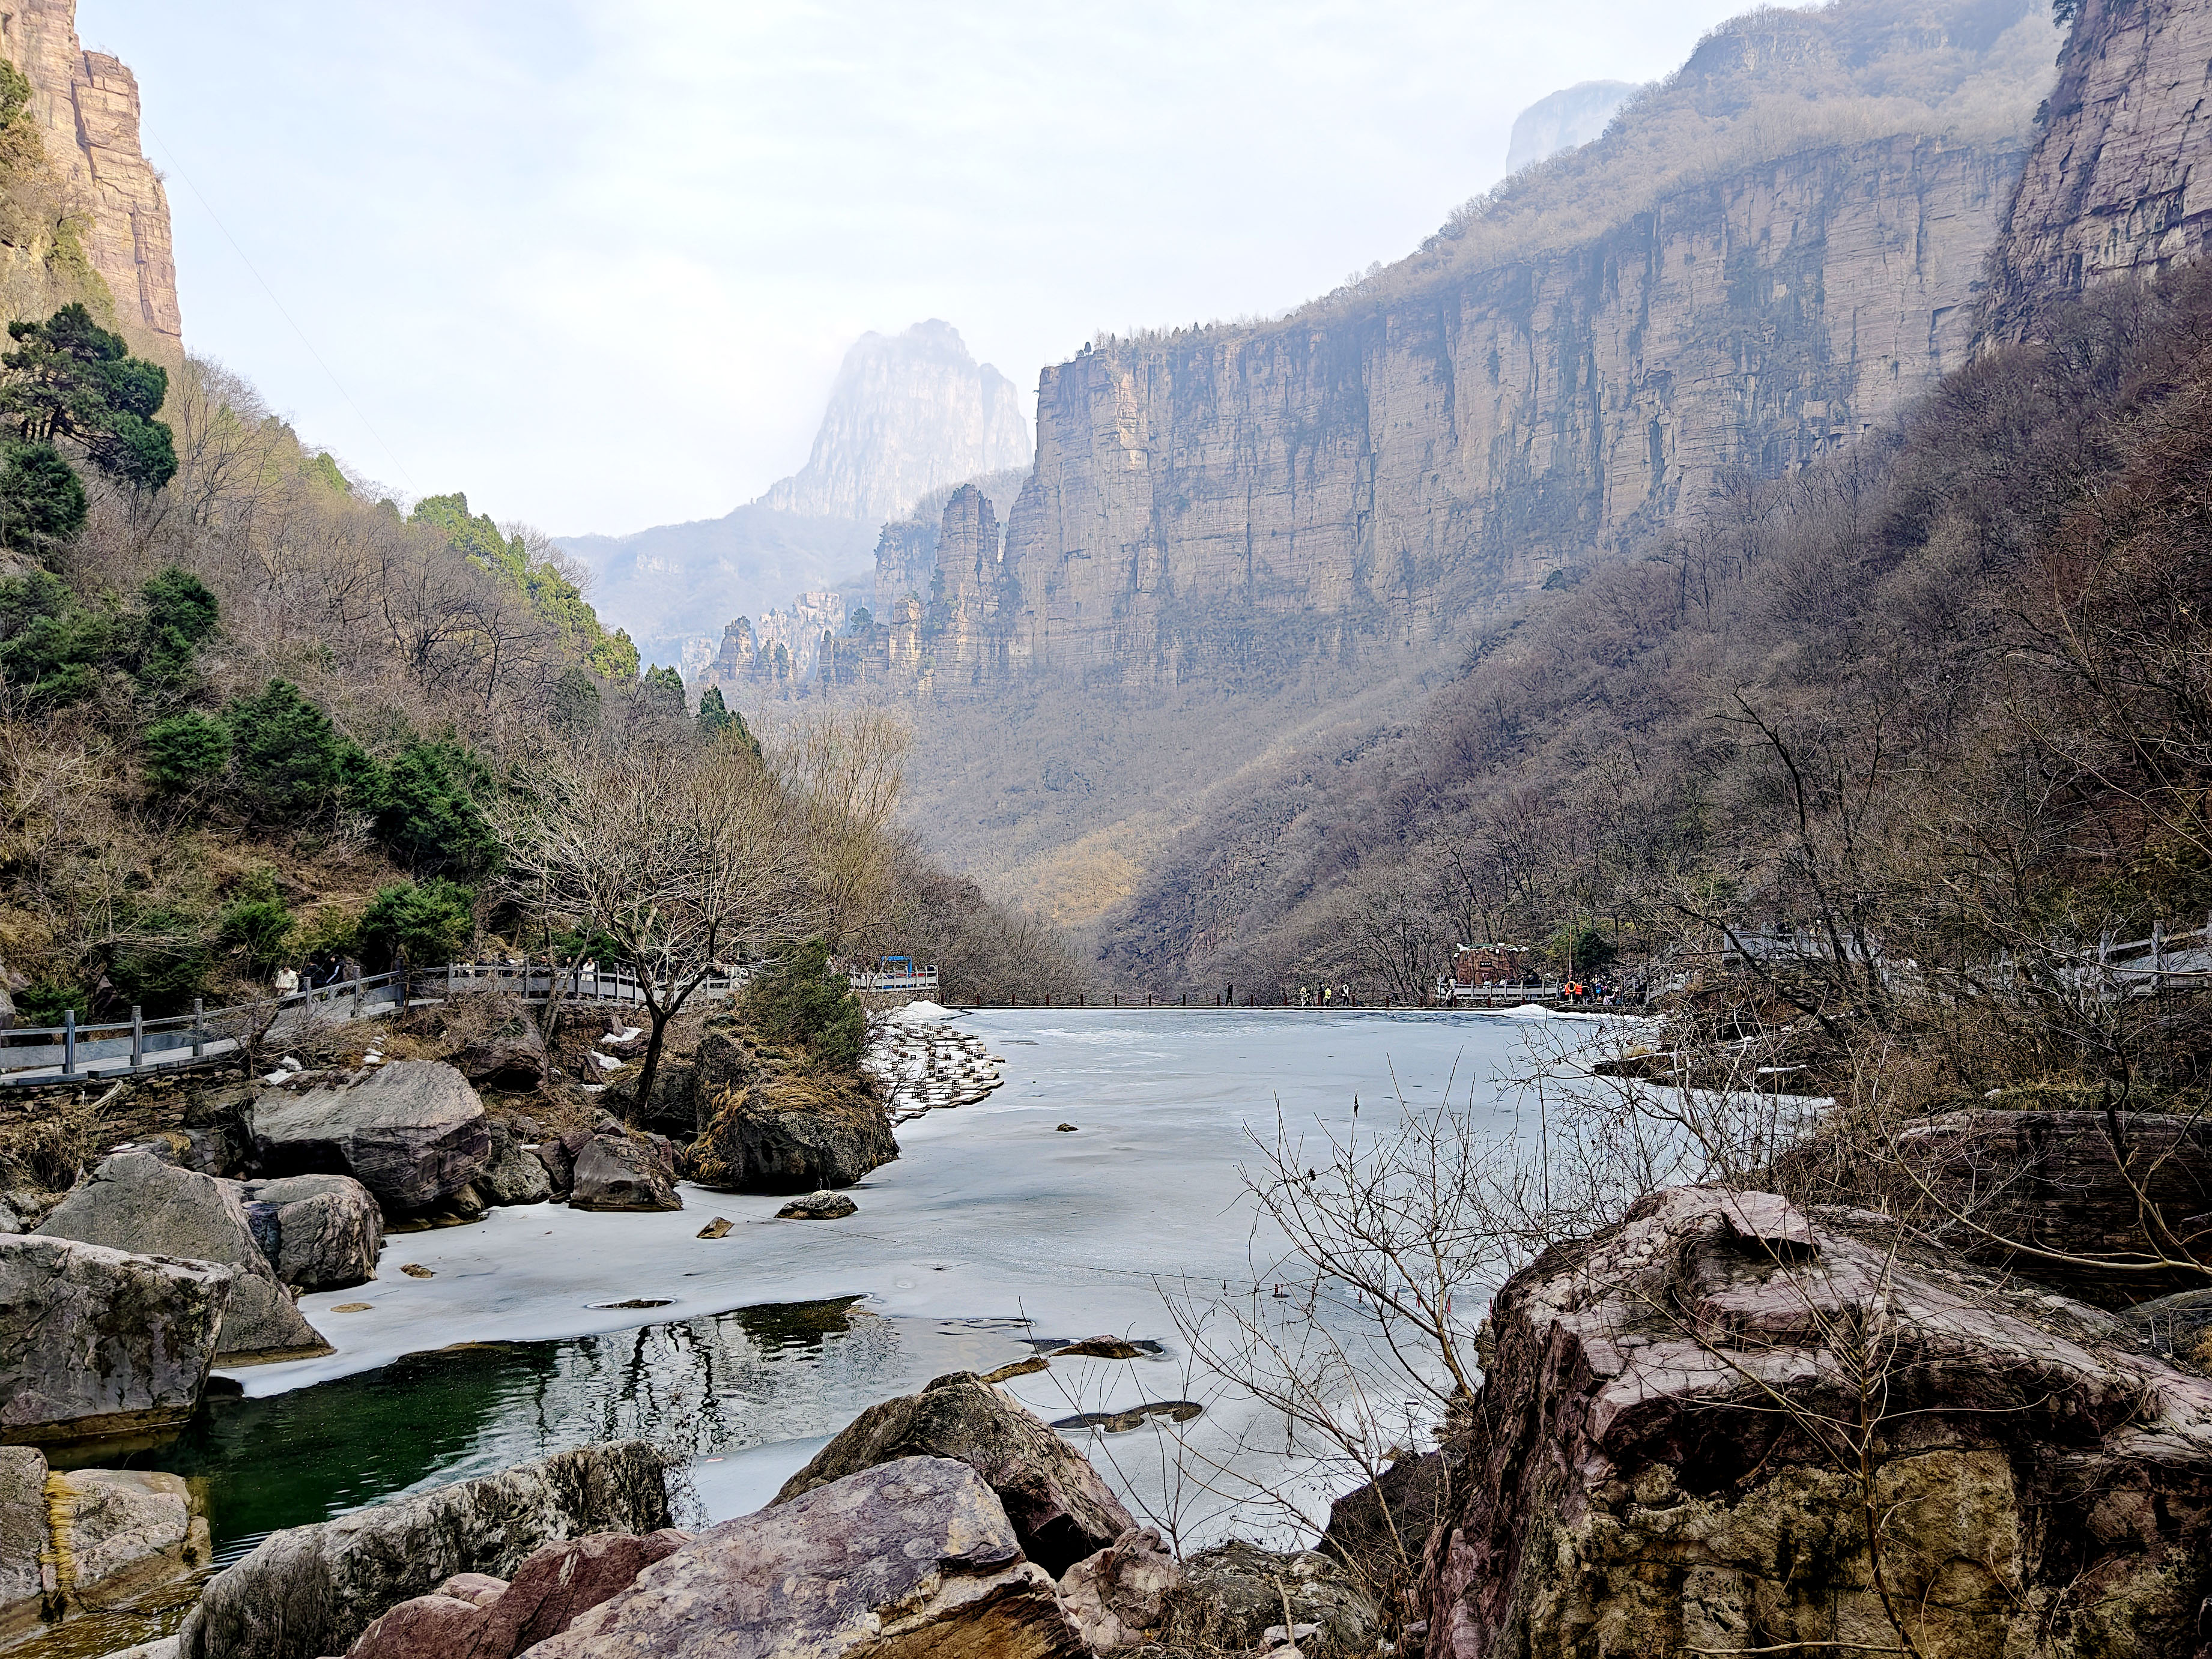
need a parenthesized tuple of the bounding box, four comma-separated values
(744, 937, 865, 1071)
(1546, 923, 1617, 979)
(225, 678, 346, 820)
(220, 872, 295, 973)
(0, 568, 111, 704)
(135, 566, 220, 688)
(105, 904, 211, 1014)
(144, 710, 231, 791)
(359, 878, 474, 971)
(375, 738, 497, 878)
(16, 978, 88, 1026)
(0, 440, 84, 564)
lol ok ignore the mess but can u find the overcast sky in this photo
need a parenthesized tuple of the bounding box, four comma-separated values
(86, 0, 1762, 536)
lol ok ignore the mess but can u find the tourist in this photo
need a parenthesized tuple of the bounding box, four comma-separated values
(273, 964, 300, 1003)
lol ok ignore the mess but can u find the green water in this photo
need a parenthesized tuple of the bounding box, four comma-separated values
(65, 1297, 1032, 1567)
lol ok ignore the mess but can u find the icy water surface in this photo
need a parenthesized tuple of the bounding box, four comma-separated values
(71, 1011, 1565, 1582)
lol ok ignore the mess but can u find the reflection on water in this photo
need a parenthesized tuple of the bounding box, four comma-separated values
(70, 1297, 1032, 1568)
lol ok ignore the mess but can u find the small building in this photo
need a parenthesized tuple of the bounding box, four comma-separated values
(1453, 944, 1530, 987)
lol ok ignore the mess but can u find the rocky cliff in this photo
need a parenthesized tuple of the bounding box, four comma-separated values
(916, 132, 2022, 689)
(760, 321, 1031, 523)
(1983, 0, 2212, 340)
(0, 0, 181, 358)
(1506, 80, 1640, 172)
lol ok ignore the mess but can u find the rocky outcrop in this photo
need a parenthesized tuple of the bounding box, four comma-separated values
(0, 0, 181, 357)
(345, 1531, 691, 1659)
(1894, 1106, 2212, 1302)
(1158, 1543, 1376, 1656)
(759, 321, 1032, 522)
(1058, 1528, 1180, 1651)
(44, 1467, 211, 1609)
(456, 1027, 548, 1094)
(0, 1446, 50, 1627)
(1983, 0, 2212, 340)
(566, 1133, 680, 1212)
(526, 1457, 1082, 1659)
(237, 1173, 383, 1291)
(36, 1152, 328, 1361)
(252, 1062, 492, 1213)
(177, 1440, 671, 1659)
(0, 1234, 230, 1445)
(774, 1371, 1136, 1575)
(476, 1126, 553, 1208)
(1426, 1185, 2212, 1658)
(686, 1078, 897, 1194)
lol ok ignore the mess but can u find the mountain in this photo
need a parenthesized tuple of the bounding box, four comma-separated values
(1504, 80, 1640, 171)
(556, 320, 1028, 674)
(0, 0, 180, 358)
(760, 321, 1032, 522)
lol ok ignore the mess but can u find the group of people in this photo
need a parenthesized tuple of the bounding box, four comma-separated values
(270, 957, 363, 1003)
(1295, 984, 1354, 1007)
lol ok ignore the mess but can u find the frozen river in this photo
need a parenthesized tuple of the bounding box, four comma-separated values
(85, 1008, 1577, 1570)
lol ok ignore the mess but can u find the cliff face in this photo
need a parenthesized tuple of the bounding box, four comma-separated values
(0, 0, 181, 357)
(760, 321, 1031, 523)
(927, 133, 2020, 689)
(1983, 0, 2212, 340)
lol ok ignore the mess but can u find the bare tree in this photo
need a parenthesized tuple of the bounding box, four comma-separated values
(500, 724, 806, 1116)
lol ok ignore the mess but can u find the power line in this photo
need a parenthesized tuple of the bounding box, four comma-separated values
(144, 130, 418, 492)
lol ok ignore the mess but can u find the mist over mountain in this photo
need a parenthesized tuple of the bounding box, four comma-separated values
(1504, 80, 1640, 170)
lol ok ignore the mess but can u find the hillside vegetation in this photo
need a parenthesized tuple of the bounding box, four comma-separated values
(1103, 258, 2212, 1093)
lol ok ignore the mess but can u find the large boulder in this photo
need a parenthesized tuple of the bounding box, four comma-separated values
(525, 1458, 1082, 1659)
(476, 1125, 553, 1208)
(37, 1153, 328, 1361)
(611, 1029, 759, 1139)
(235, 1173, 383, 1292)
(456, 1026, 548, 1094)
(345, 1531, 691, 1659)
(530, 1138, 573, 1197)
(0, 1234, 231, 1446)
(1159, 1542, 1375, 1656)
(1426, 1185, 2212, 1659)
(773, 1371, 1135, 1575)
(0, 1446, 50, 1628)
(176, 1439, 670, 1659)
(252, 1062, 492, 1213)
(1059, 1528, 1180, 1651)
(686, 1077, 897, 1194)
(568, 1134, 680, 1213)
(45, 1467, 212, 1610)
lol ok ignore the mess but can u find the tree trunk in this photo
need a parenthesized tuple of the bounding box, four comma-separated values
(630, 1002, 673, 1128)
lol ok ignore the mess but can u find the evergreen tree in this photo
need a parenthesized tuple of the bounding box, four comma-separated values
(224, 679, 350, 820)
(0, 303, 176, 489)
(144, 711, 231, 791)
(697, 684, 733, 736)
(0, 440, 85, 565)
(135, 566, 219, 689)
(375, 737, 498, 878)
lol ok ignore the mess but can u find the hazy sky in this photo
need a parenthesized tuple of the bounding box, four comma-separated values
(87, 0, 1763, 535)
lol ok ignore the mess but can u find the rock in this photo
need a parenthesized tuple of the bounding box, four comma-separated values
(177, 1439, 671, 1659)
(35, 1153, 327, 1362)
(1320, 1451, 1448, 1592)
(345, 1531, 691, 1659)
(530, 1140, 574, 1196)
(1160, 1543, 1374, 1657)
(236, 1173, 383, 1291)
(1425, 1185, 2212, 1658)
(0, 1446, 50, 1621)
(252, 1061, 492, 1213)
(568, 1134, 681, 1212)
(456, 1027, 548, 1093)
(100, 1639, 181, 1659)
(2123, 1285, 2212, 1368)
(1892, 1107, 2212, 1303)
(0, 1234, 231, 1445)
(1059, 1528, 1180, 1651)
(775, 1190, 856, 1219)
(526, 1457, 1081, 1659)
(614, 1060, 698, 1139)
(46, 1467, 211, 1609)
(0, 1197, 19, 1235)
(1053, 1337, 1144, 1360)
(774, 1371, 1136, 1575)
(1057, 1123, 1079, 1132)
(476, 1125, 552, 1208)
(686, 1078, 898, 1194)
(696, 1217, 731, 1239)
(400, 1264, 433, 1278)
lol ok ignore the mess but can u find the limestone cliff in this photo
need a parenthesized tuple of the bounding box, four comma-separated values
(944, 133, 2022, 688)
(1982, 0, 2212, 340)
(759, 321, 1031, 523)
(0, 0, 181, 358)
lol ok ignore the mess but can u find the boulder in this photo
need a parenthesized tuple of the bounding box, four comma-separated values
(1319, 1451, 1449, 1592)
(476, 1125, 553, 1208)
(1425, 1185, 2212, 1659)
(775, 1190, 856, 1219)
(176, 1439, 671, 1659)
(686, 1078, 898, 1194)
(37, 1153, 328, 1361)
(46, 1467, 212, 1610)
(252, 1062, 492, 1212)
(568, 1134, 681, 1213)
(235, 1173, 383, 1292)
(346, 1530, 690, 1659)
(0, 1197, 19, 1235)
(524, 1458, 1082, 1659)
(0, 1234, 231, 1445)
(773, 1371, 1135, 1575)
(1160, 1543, 1374, 1656)
(1894, 1107, 2212, 1303)
(456, 1027, 548, 1094)
(0, 1446, 50, 1624)
(530, 1139, 573, 1197)
(1059, 1528, 1180, 1651)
